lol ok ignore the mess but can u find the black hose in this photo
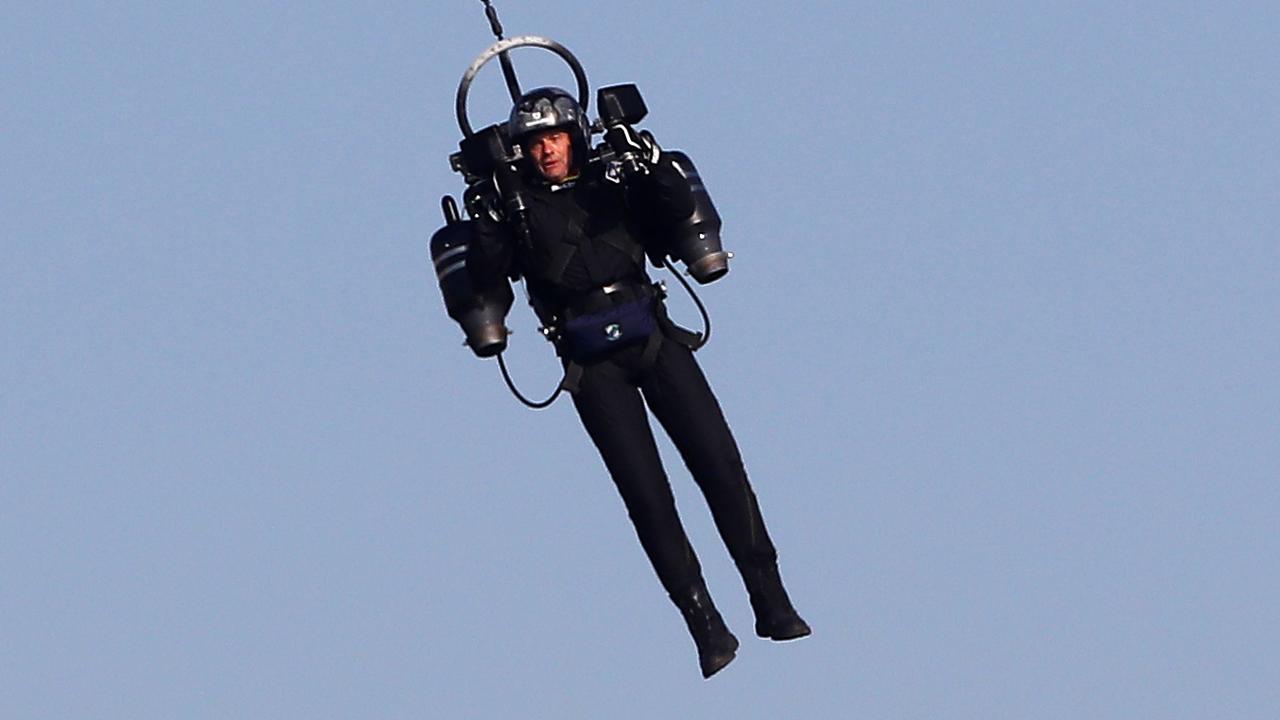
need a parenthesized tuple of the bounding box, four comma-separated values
(497, 351, 563, 409)
(662, 257, 712, 350)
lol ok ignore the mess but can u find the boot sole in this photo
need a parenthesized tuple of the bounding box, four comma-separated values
(756, 623, 812, 642)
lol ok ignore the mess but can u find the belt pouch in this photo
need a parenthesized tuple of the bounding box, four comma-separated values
(562, 296, 656, 362)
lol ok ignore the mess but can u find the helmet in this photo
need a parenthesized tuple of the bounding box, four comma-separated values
(508, 87, 591, 161)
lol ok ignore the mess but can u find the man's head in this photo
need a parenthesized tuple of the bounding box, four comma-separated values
(524, 128, 574, 182)
(508, 86, 590, 182)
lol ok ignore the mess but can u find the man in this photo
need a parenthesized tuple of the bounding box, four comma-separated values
(468, 87, 809, 678)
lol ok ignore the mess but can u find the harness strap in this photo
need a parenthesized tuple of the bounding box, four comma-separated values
(654, 302, 703, 351)
(543, 281, 691, 397)
(640, 325, 664, 369)
(560, 361, 584, 394)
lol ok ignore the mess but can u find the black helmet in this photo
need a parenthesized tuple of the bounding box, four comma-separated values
(508, 87, 591, 159)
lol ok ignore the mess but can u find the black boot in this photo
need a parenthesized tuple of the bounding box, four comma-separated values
(670, 580, 739, 679)
(744, 566, 811, 641)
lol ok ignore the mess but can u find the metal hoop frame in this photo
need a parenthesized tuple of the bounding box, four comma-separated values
(455, 35, 591, 138)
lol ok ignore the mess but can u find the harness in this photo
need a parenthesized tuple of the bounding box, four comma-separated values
(496, 176, 706, 408)
(554, 280, 666, 388)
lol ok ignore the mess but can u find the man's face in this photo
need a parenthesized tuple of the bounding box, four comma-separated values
(525, 129, 574, 182)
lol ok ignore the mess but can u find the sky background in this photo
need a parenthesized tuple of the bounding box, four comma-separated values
(3, 2, 1278, 717)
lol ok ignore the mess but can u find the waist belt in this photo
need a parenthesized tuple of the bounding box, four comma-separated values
(563, 279, 655, 319)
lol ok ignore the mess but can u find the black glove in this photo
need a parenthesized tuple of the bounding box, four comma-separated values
(491, 161, 529, 220)
(490, 161, 534, 249)
(605, 124, 659, 178)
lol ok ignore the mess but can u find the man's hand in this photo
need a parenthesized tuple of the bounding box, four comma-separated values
(491, 161, 530, 219)
(605, 124, 659, 177)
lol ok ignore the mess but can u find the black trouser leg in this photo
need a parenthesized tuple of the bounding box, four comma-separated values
(640, 340, 779, 574)
(571, 357, 703, 593)
(641, 340, 808, 639)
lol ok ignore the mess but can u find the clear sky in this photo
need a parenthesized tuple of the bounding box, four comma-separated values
(3, 2, 1278, 718)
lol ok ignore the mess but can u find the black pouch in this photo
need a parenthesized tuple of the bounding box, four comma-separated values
(561, 296, 656, 362)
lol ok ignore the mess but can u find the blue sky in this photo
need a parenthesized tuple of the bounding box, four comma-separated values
(3, 2, 1278, 717)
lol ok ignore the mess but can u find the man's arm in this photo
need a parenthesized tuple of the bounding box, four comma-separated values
(626, 156, 696, 229)
(606, 124, 695, 229)
(467, 197, 518, 288)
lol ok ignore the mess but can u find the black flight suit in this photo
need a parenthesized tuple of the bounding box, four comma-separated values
(467, 155, 806, 676)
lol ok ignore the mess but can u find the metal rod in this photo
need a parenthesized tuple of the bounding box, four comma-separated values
(497, 52, 523, 101)
(478, 2, 523, 101)
(481, 0, 504, 39)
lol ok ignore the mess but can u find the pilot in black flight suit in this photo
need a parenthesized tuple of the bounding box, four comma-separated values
(467, 87, 809, 678)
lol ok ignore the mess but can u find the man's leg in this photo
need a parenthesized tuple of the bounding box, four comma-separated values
(571, 358, 737, 676)
(641, 340, 811, 641)
(639, 340, 777, 571)
(571, 361, 700, 592)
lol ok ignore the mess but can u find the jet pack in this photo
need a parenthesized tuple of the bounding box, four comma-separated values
(430, 4, 731, 363)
